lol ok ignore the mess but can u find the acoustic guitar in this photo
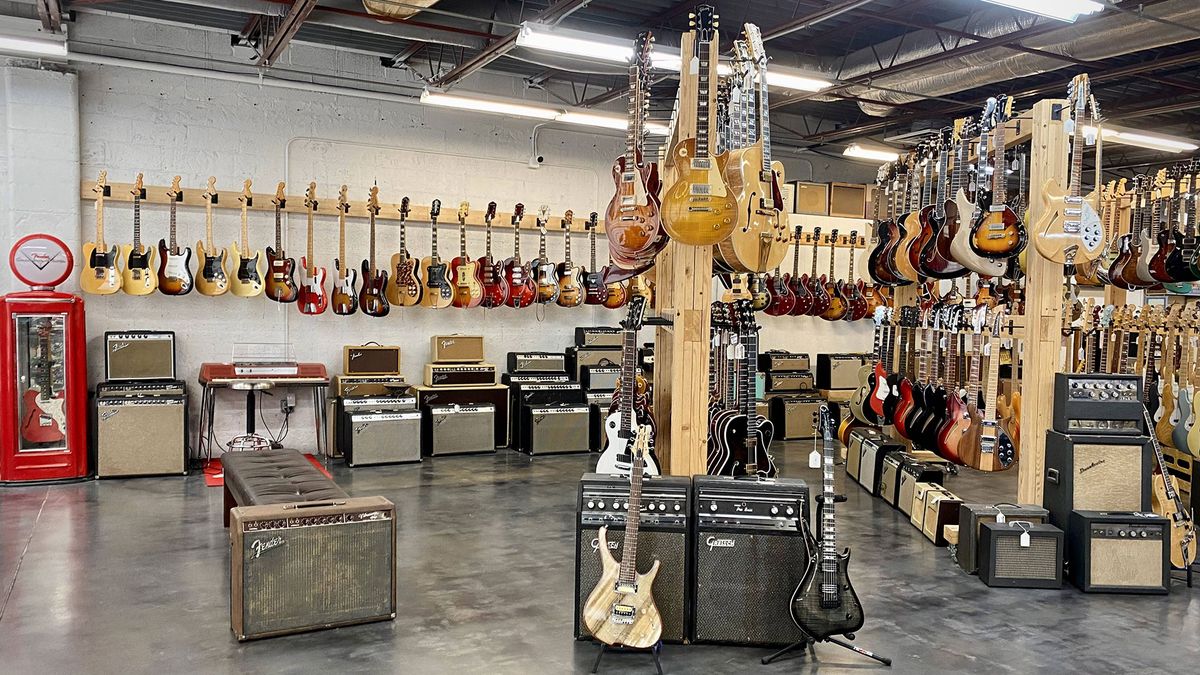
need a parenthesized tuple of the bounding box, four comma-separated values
(419, 199, 454, 309)
(331, 186, 359, 315)
(556, 211, 584, 307)
(157, 176, 195, 296)
(229, 179, 266, 298)
(969, 96, 1027, 261)
(502, 203, 537, 308)
(450, 201, 484, 309)
(81, 171, 121, 295)
(477, 202, 510, 309)
(120, 173, 158, 295)
(195, 177, 230, 297)
(297, 182, 329, 315)
(386, 197, 423, 307)
(264, 181, 299, 303)
(533, 206, 560, 305)
(360, 186, 390, 317)
(582, 212, 607, 306)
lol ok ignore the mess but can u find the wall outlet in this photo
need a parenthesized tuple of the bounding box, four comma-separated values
(280, 394, 296, 414)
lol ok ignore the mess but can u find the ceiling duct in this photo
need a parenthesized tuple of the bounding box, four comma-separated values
(362, 0, 441, 21)
(819, 1, 1200, 116)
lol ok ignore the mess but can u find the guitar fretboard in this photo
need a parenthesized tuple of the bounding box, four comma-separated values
(617, 449, 646, 586)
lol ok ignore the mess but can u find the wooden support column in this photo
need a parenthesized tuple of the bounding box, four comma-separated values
(1017, 99, 1070, 504)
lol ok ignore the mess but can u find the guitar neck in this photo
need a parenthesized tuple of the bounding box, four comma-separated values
(369, 212, 377, 271)
(617, 450, 647, 585)
(132, 195, 142, 248)
(431, 218, 440, 260)
(486, 220, 494, 257)
(993, 121, 1008, 204)
(240, 203, 249, 251)
(96, 194, 106, 248)
(620, 328, 638, 433)
(696, 35, 713, 158)
(758, 62, 772, 171)
(205, 201, 214, 249)
(274, 205, 282, 253)
(564, 228, 572, 265)
(338, 212, 347, 267)
(169, 200, 178, 249)
(306, 208, 315, 270)
(589, 229, 597, 270)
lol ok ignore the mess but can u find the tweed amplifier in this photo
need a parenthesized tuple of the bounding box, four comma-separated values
(335, 375, 409, 398)
(1067, 511, 1169, 594)
(423, 404, 496, 455)
(104, 331, 176, 381)
(424, 363, 498, 387)
(506, 351, 567, 374)
(230, 496, 396, 640)
(518, 404, 591, 455)
(581, 366, 620, 392)
(769, 396, 824, 440)
(575, 326, 624, 348)
(1044, 431, 1152, 529)
(1052, 373, 1144, 435)
(861, 436, 904, 497)
(95, 385, 187, 478)
(978, 521, 1065, 589)
(758, 350, 810, 373)
(765, 371, 815, 394)
(345, 411, 422, 466)
(414, 384, 509, 448)
(957, 503, 1049, 574)
(342, 345, 401, 375)
(922, 490, 962, 546)
(501, 373, 571, 386)
(909, 482, 943, 530)
(567, 346, 621, 381)
(691, 476, 810, 646)
(430, 335, 484, 363)
(575, 474, 691, 643)
(815, 353, 870, 390)
(896, 457, 946, 515)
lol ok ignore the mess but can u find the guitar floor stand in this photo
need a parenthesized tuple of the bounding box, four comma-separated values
(590, 640, 663, 675)
(761, 495, 892, 669)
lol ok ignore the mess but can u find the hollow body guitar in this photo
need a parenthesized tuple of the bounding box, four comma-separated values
(556, 211, 584, 308)
(969, 96, 1027, 261)
(503, 204, 537, 309)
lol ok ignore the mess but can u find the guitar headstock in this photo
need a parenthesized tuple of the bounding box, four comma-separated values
(512, 202, 525, 225)
(631, 422, 651, 461)
(735, 299, 759, 332)
(690, 5, 718, 43)
(1068, 73, 1090, 115)
(132, 172, 145, 199)
(623, 294, 647, 331)
(731, 40, 751, 80)
(399, 196, 410, 220)
(561, 209, 574, 230)
(273, 181, 286, 208)
(536, 204, 549, 228)
(634, 30, 653, 68)
(818, 404, 833, 442)
(585, 212, 598, 231)
(240, 178, 252, 206)
(167, 175, 182, 202)
(430, 199, 442, 220)
(743, 23, 765, 65)
(368, 185, 380, 215)
(828, 228, 839, 247)
(304, 182, 317, 210)
(485, 201, 497, 224)
(338, 185, 350, 213)
(94, 170, 109, 198)
(458, 201, 470, 224)
(980, 96, 999, 131)
(811, 225, 821, 245)
(793, 224, 803, 242)
(204, 176, 218, 203)
(849, 229, 859, 249)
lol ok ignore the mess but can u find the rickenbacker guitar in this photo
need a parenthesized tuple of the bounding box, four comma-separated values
(596, 295, 660, 476)
(503, 203, 537, 309)
(297, 182, 329, 315)
(478, 202, 510, 309)
(533, 206, 560, 305)
(264, 181, 299, 303)
(582, 213, 607, 305)
(1143, 408, 1197, 569)
(331, 186, 359, 315)
(450, 201, 484, 309)
(582, 424, 663, 650)
(157, 176, 195, 296)
(386, 197, 423, 307)
(120, 173, 158, 295)
(81, 171, 121, 295)
(19, 319, 66, 445)
(969, 95, 1027, 261)
(229, 179, 266, 298)
(360, 186, 390, 317)
(557, 211, 584, 307)
(195, 177, 230, 297)
(420, 199, 454, 309)
(790, 405, 865, 642)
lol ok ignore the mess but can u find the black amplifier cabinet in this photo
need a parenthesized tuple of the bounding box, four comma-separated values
(978, 522, 1065, 589)
(1044, 431, 1152, 529)
(1053, 373, 1144, 435)
(517, 404, 591, 455)
(581, 366, 620, 393)
(765, 371, 815, 394)
(758, 350, 810, 373)
(567, 346, 621, 382)
(815, 353, 870, 390)
(501, 373, 571, 386)
(510, 383, 586, 447)
(575, 474, 692, 644)
(690, 476, 810, 647)
(1068, 511, 1169, 594)
(424, 363, 498, 387)
(422, 404, 496, 456)
(575, 327, 624, 349)
(506, 351, 567, 375)
(957, 503, 1049, 575)
(413, 384, 508, 448)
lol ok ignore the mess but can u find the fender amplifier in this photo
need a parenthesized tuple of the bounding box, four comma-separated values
(338, 395, 417, 458)
(345, 411, 422, 466)
(957, 504, 1049, 574)
(846, 427, 886, 485)
(922, 490, 962, 546)
(518, 404, 591, 455)
(1068, 511, 1169, 594)
(815, 353, 870, 390)
(104, 331, 176, 381)
(1044, 431, 1152, 529)
(979, 521, 1065, 589)
(769, 396, 824, 440)
(764, 371, 815, 394)
(575, 326, 623, 348)
(909, 482, 943, 530)
(414, 384, 509, 448)
(430, 335, 484, 363)
(567, 346, 622, 381)
(95, 388, 187, 477)
(862, 438, 903, 497)
(502, 373, 571, 386)
(507, 351, 567, 375)
(230, 497, 396, 640)
(1052, 372, 1144, 435)
(423, 404, 496, 455)
(758, 350, 810, 373)
(335, 375, 409, 398)
(342, 345, 401, 375)
(424, 363, 498, 387)
(897, 457, 946, 516)
(581, 366, 621, 392)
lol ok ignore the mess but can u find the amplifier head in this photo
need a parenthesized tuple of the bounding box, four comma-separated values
(1067, 510, 1169, 594)
(104, 331, 176, 381)
(978, 521, 1064, 589)
(343, 345, 402, 375)
(1053, 373, 1144, 435)
(431, 335, 484, 363)
(335, 375, 409, 398)
(692, 475, 810, 530)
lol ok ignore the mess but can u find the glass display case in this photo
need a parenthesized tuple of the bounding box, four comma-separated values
(15, 314, 68, 451)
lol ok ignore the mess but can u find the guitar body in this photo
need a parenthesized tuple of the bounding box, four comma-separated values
(711, 412, 777, 478)
(868, 362, 888, 419)
(1156, 379, 1176, 448)
(748, 275, 771, 312)
(227, 242, 266, 298)
(1107, 235, 1138, 290)
(1187, 393, 1200, 458)
(330, 261, 359, 315)
(450, 256, 484, 308)
(19, 387, 66, 444)
(157, 241, 194, 296)
(583, 270, 607, 306)
(264, 246, 298, 302)
(892, 378, 915, 438)
(596, 411, 661, 476)
(195, 242, 230, 297)
(843, 281, 869, 321)
(1151, 228, 1182, 283)
(935, 392, 969, 464)
(479, 256, 511, 309)
(80, 242, 122, 295)
(534, 261, 560, 304)
(603, 279, 628, 309)
(419, 257, 454, 309)
(788, 274, 812, 316)
(1166, 236, 1195, 283)
(849, 366, 879, 425)
(556, 264, 584, 308)
(297, 258, 328, 315)
(868, 220, 906, 285)
(969, 206, 1027, 260)
(997, 392, 1022, 450)
(120, 244, 158, 295)
(359, 262, 390, 317)
(951, 190, 1007, 276)
(717, 147, 788, 272)
(660, 139, 737, 246)
(891, 212, 921, 282)
(920, 205, 967, 279)
(1173, 386, 1192, 455)
(1032, 182, 1105, 265)
(804, 274, 831, 317)
(581, 526, 663, 649)
(1151, 473, 1198, 569)
(910, 205, 936, 277)
(386, 252, 423, 307)
(764, 273, 796, 316)
(819, 279, 848, 321)
(789, 545, 865, 643)
(503, 259, 537, 309)
(605, 155, 666, 262)
(916, 387, 948, 450)
(1134, 230, 1158, 287)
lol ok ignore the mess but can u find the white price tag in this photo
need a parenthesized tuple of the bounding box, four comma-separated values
(995, 512, 1006, 524)
(809, 450, 821, 469)
(1019, 532, 1031, 548)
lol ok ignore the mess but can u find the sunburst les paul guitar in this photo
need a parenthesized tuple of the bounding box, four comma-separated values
(120, 172, 158, 295)
(195, 177, 229, 296)
(297, 182, 329, 315)
(157, 175, 194, 296)
(229, 179, 266, 298)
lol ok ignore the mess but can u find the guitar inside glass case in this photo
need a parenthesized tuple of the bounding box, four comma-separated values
(16, 314, 69, 451)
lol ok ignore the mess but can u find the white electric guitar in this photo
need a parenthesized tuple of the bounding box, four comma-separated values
(596, 295, 660, 476)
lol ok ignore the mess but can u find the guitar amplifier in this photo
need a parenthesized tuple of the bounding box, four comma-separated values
(1053, 372, 1144, 435)
(104, 331, 176, 381)
(430, 335, 484, 363)
(423, 404, 496, 456)
(345, 411, 422, 466)
(978, 521, 1065, 589)
(501, 373, 571, 386)
(897, 456, 946, 515)
(424, 363, 498, 387)
(922, 490, 962, 546)
(581, 366, 621, 392)
(506, 351, 567, 375)
(337, 395, 416, 458)
(335, 375, 409, 398)
(691, 476, 810, 646)
(517, 404, 591, 455)
(758, 350, 810, 373)
(957, 503, 1049, 574)
(815, 353, 870, 390)
(567, 346, 621, 382)
(586, 392, 608, 451)
(414, 384, 509, 448)
(575, 474, 691, 643)
(1067, 510, 1170, 594)
(764, 371, 815, 394)
(846, 427, 885, 484)
(510, 382, 586, 407)
(95, 383, 187, 477)
(575, 326, 624, 348)
(342, 345, 401, 375)
(861, 436, 904, 497)
(1044, 431, 1152, 529)
(768, 395, 824, 440)
(909, 482, 943, 530)
(229, 497, 396, 640)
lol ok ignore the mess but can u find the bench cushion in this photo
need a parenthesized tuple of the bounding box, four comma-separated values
(222, 449, 346, 507)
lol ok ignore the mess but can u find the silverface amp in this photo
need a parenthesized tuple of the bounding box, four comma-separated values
(506, 351, 567, 374)
(815, 353, 870, 390)
(104, 331, 176, 381)
(922, 490, 962, 546)
(510, 382, 586, 406)
(861, 436, 904, 497)
(501, 373, 571, 386)
(581, 366, 620, 392)
(690, 476, 810, 646)
(342, 345, 402, 375)
(758, 350, 810, 373)
(768, 396, 823, 439)
(1067, 511, 1170, 594)
(430, 334, 484, 363)
(518, 404, 590, 455)
(95, 382, 187, 477)
(567, 346, 621, 381)
(764, 371, 815, 394)
(1052, 373, 1144, 435)
(335, 375, 409, 398)
(978, 521, 1065, 589)
(575, 474, 691, 643)
(423, 404, 496, 455)
(345, 411, 422, 466)
(1044, 431, 1152, 529)
(956, 503, 1049, 574)
(575, 326, 623, 348)
(337, 395, 417, 459)
(414, 384, 509, 448)
(423, 363, 498, 387)
(896, 457, 946, 515)
(230, 497, 396, 640)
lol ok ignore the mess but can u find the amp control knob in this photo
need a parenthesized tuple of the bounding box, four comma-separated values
(709, 502, 718, 512)
(587, 500, 595, 509)
(597, 501, 606, 509)
(658, 503, 667, 511)
(786, 506, 795, 516)
(622, 502, 629, 510)
(674, 504, 682, 512)
(771, 506, 780, 515)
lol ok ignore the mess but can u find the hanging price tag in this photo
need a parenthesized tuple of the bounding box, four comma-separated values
(809, 450, 821, 469)
(995, 512, 1006, 524)
(1019, 531, 1031, 548)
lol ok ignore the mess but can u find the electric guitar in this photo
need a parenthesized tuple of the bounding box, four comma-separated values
(711, 300, 777, 477)
(867, 163, 910, 286)
(890, 152, 922, 283)
(533, 206, 560, 305)
(478, 202, 510, 309)
(556, 211, 584, 307)
(18, 319, 66, 445)
(596, 295, 660, 476)
(748, 273, 771, 311)
(229, 179, 266, 298)
(360, 186, 391, 317)
(297, 182, 329, 315)
(602, 256, 629, 310)
(420, 199, 454, 309)
(764, 261, 796, 316)
(81, 171, 121, 295)
(951, 109, 1007, 277)
(842, 232, 869, 321)
(819, 230, 849, 321)
(1152, 166, 1185, 283)
(264, 181, 299, 303)
(157, 176, 195, 296)
(120, 173, 158, 295)
(502, 203, 537, 308)
(1144, 408, 1198, 569)
(386, 197, 423, 307)
(450, 201, 484, 309)
(582, 213, 608, 305)
(331, 185, 359, 315)
(803, 227, 831, 317)
(918, 128, 967, 279)
(194, 177, 229, 296)
(969, 95, 1027, 261)
(787, 226, 813, 316)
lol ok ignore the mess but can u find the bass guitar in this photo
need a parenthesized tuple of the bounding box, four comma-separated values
(81, 171, 121, 295)
(331, 186, 359, 315)
(229, 179, 266, 298)
(477, 202, 510, 309)
(533, 206, 560, 305)
(264, 181, 298, 302)
(582, 213, 607, 305)
(386, 197, 423, 307)
(556, 211, 584, 307)
(360, 186, 390, 317)
(157, 176, 195, 296)
(503, 203, 537, 308)
(297, 182, 329, 315)
(969, 95, 1027, 261)
(120, 173, 158, 295)
(196, 177, 230, 297)
(419, 199, 453, 309)
(596, 295, 660, 476)
(450, 201, 484, 309)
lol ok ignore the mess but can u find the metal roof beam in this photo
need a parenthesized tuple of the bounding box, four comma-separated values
(36, 0, 63, 33)
(257, 0, 317, 66)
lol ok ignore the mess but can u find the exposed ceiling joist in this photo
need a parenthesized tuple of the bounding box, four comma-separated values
(36, 0, 63, 33)
(256, 0, 317, 66)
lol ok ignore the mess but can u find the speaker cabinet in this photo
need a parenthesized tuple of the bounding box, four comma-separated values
(769, 396, 824, 440)
(517, 404, 590, 455)
(1068, 510, 1169, 594)
(922, 491, 962, 546)
(815, 353, 869, 390)
(342, 345, 401, 375)
(1044, 431, 1152, 529)
(979, 522, 1064, 589)
(791, 181, 829, 215)
(898, 460, 946, 516)
(956, 504, 1048, 575)
(95, 392, 187, 477)
(104, 331, 175, 381)
(829, 182, 867, 218)
(422, 404, 496, 456)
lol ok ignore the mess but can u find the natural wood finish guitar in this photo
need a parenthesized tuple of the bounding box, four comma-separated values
(890, 154, 922, 283)
(81, 171, 122, 295)
(120, 173, 158, 295)
(229, 179, 266, 298)
(195, 177, 230, 297)
(157, 176, 195, 296)
(556, 210, 584, 307)
(1144, 408, 1198, 569)
(360, 186, 390, 316)
(386, 197, 423, 307)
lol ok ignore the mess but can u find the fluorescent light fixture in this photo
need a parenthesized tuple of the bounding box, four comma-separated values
(980, 0, 1105, 23)
(843, 143, 900, 162)
(556, 111, 629, 131)
(0, 35, 67, 58)
(1082, 125, 1199, 153)
(765, 71, 833, 92)
(420, 89, 558, 120)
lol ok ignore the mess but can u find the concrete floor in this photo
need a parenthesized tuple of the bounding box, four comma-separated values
(1, 442, 1197, 674)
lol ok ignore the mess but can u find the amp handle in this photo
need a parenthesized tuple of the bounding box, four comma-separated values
(284, 501, 348, 510)
(1045, 468, 1060, 486)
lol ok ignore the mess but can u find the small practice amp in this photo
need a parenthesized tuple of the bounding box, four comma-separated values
(518, 404, 590, 455)
(764, 371, 815, 394)
(506, 351, 567, 375)
(690, 476, 810, 647)
(423, 404, 496, 456)
(1068, 511, 1169, 594)
(104, 331, 176, 381)
(909, 482, 942, 530)
(342, 345, 401, 375)
(345, 411, 422, 466)
(897, 458, 946, 516)
(1052, 373, 1144, 435)
(815, 353, 870, 390)
(567, 346, 622, 382)
(575, 474, 691, 643)
(581, 366, 621, 392)
(978, 521, 1065, 589)
(846, 427, 886, 485)
(758, 350, 810, 373)
(860, 435, 904, 497)
(230, 497, 396, 640)
(95, 381, 187, 477)
(335, 375, 409, 398)
(769, 396, 824, 439)
(922, 490, 962, 546)
(424, 363, 498, 387)
(956, 503, 1049, 574)
(1044, 431, 1152, 529)
(574, 326, 624, 348)
(430, 334, 484, 363)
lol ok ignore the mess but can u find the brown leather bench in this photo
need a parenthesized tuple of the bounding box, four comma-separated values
(221, 449, 346, 526)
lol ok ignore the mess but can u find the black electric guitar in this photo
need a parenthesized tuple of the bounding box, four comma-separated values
(791, 405, 865, 642)
(710, 300, 777, 477)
